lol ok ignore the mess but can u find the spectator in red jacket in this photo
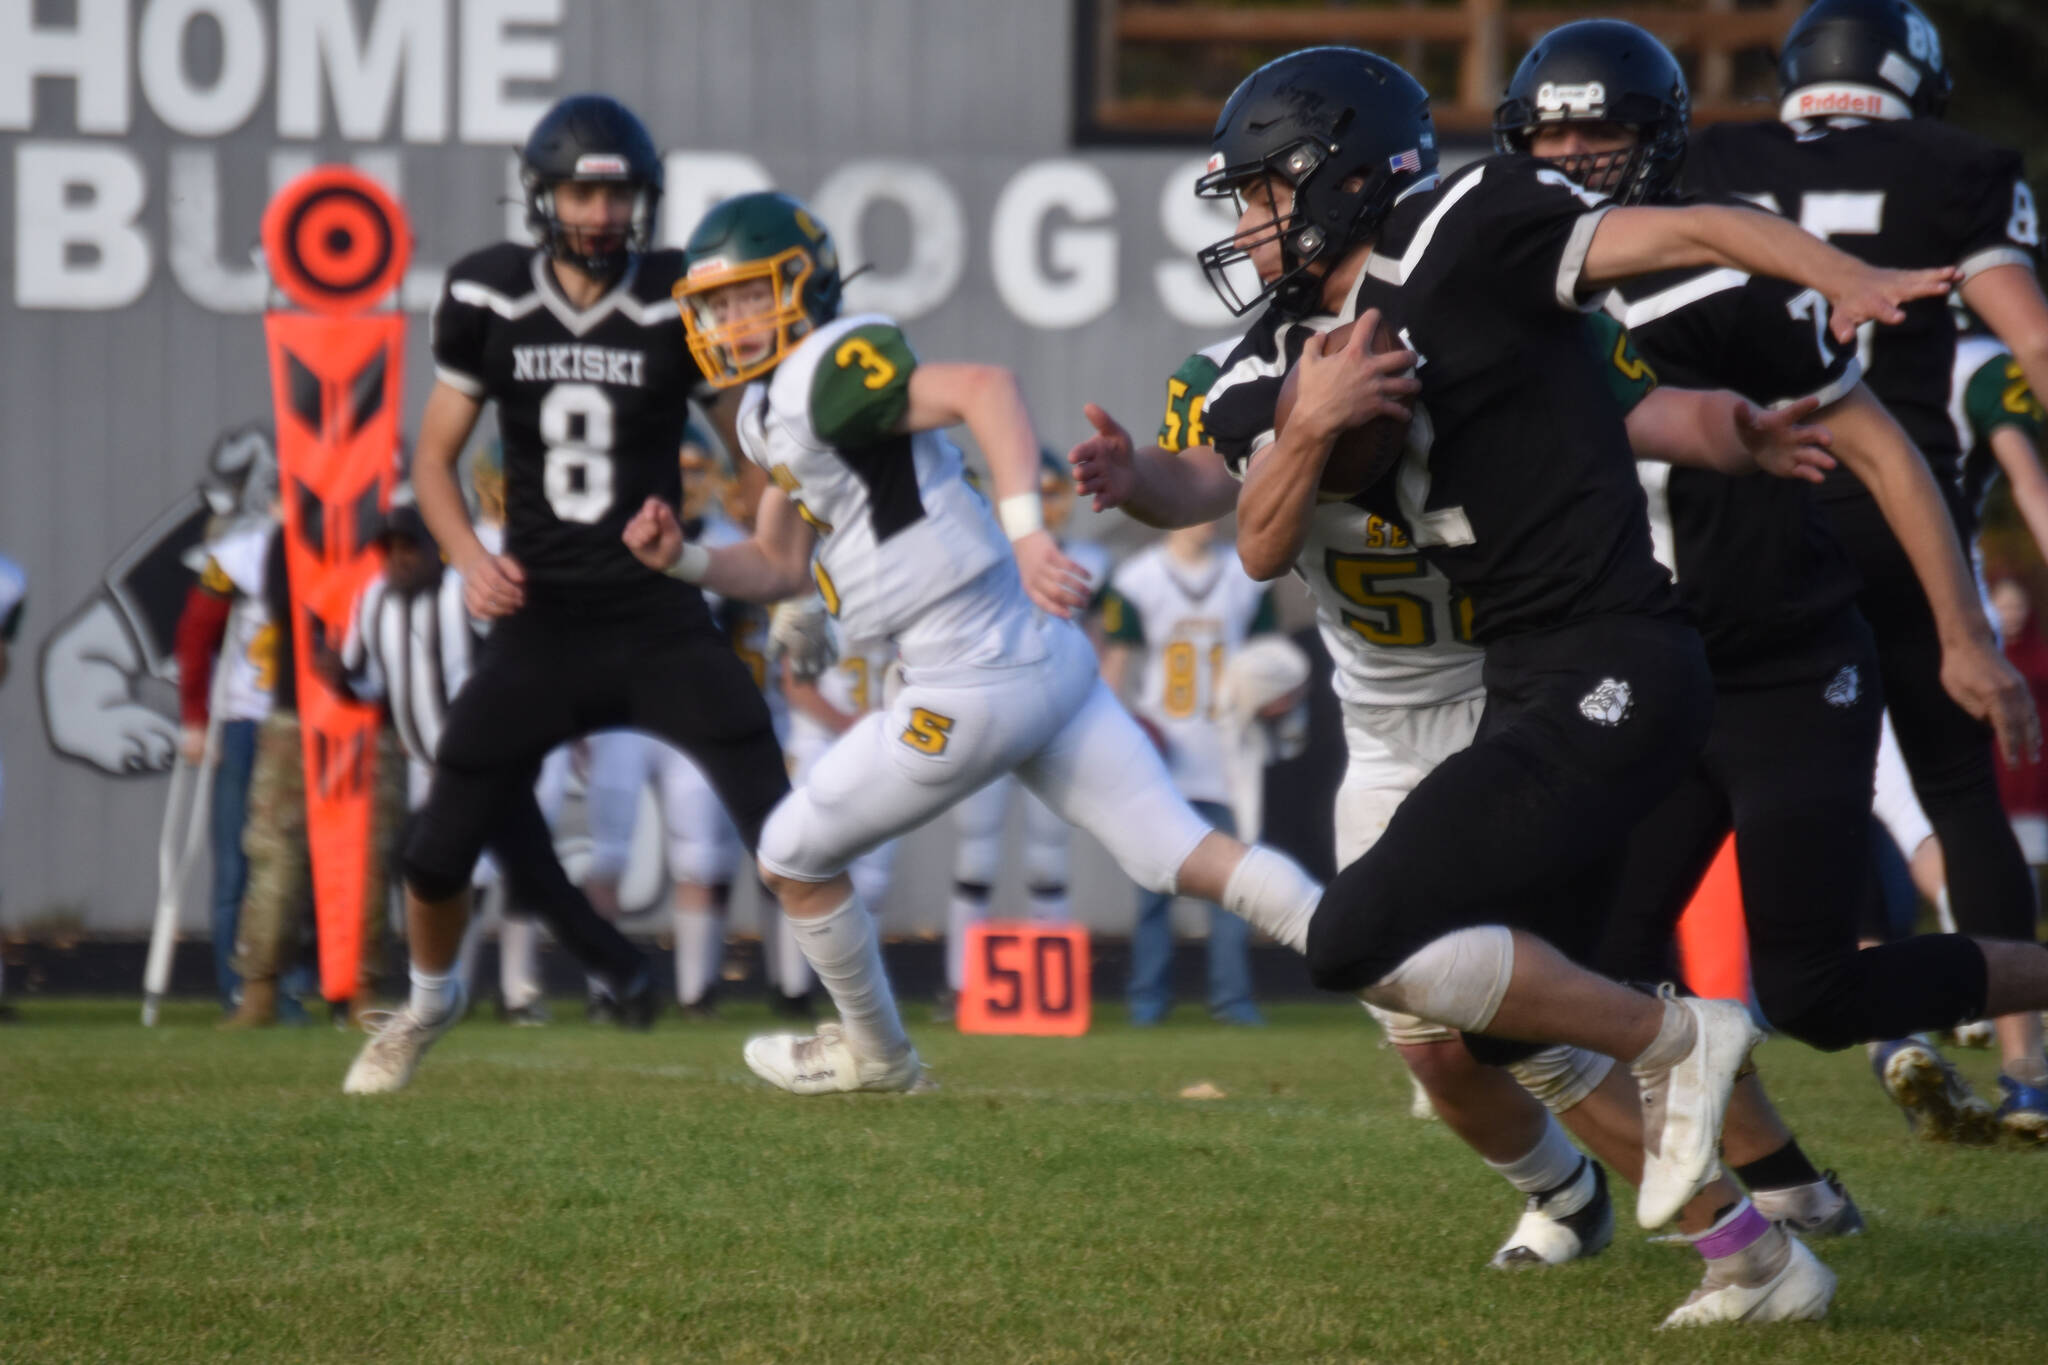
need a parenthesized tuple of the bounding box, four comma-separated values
(173, 516, 291, 1014)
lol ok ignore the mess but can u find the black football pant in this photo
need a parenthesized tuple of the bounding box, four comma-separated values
(404, 606, 791, 936)
(1599, 613, 1988, 1051)
(1825, 492, 2037, 942)
(1305, 615, 1714, 1065)
(397, 792, 652, 993)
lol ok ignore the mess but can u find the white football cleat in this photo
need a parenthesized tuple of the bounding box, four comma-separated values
(1490, 1160, 1613, 1269)
(1951, 1019, 1994, 1049)
(1636, 996, 1763, 1229)
(1659, 1236, 1836, 1328)
(743, 1021, 930, 1095)
(342, 987, 466, 1095)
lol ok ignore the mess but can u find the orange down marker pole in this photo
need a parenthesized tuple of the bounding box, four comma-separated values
(1674, 834, 1753, 1005)
(260, 168, 411, 1001)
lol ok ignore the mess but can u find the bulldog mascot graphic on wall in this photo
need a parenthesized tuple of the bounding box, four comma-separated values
(38, 428, 278, 776)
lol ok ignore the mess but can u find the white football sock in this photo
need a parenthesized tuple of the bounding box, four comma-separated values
(774, 911, 814, 997)
(1485, 1116, 1590, 1214)
(407, 964, 461, 1024)
(1690, 1199, 1787, 1287)
(673, 904, 726, 1005)
(789, 896, 909, 1059)
(1219, 845, 1321, 953)
(946, 891, 988, 991)
(498, 913, 540, 1011)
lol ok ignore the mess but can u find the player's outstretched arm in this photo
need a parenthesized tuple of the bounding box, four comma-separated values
(1822, 383, 2040, 764)
(1584, 204, 1956, 344)
(1964, 265, 2048, 431)
(1068, 403, 1240, 528)
(1625, 389, 1836, 483)
(902, 362, 1090, 618)
(622, 489, 816, 603)
(416, 382, 524, 619)
(1988, 426, 2048, 562)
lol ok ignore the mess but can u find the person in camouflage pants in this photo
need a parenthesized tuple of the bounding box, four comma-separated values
(222, 526, 407, 1029)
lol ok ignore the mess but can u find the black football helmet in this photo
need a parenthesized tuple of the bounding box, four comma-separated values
(1494, 20, 1690, 206)
(520, 94, 664, 280)
(1195, 48, 1437, 319)
(1778, 0, 1950, 122)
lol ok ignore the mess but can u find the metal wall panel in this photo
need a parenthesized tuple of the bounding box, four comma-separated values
(0, 0, 1280, 937)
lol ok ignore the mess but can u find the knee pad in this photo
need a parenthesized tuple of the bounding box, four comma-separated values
(400, 825, 471, 904)
(1023, 843, 1069, 893)
(1506, 1045, 1615, 1114)
(1021, 798, 1070, 888)
(1354, 926, 1516, 1034)
(584, 783, 640, 883)
(672, 830, 740, 888)
(1362, 1001, 1459, 1048)
(755, 791, 842, 885)
(953, 829, 1003, 887)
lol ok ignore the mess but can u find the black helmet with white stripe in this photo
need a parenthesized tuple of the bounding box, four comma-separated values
(520, 94, 664, 280)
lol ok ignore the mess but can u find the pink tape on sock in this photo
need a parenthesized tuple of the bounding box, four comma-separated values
(1691, 1200, 1768, 1261)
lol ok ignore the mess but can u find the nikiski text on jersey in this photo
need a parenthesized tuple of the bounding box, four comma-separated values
(511, 344, 647, 387)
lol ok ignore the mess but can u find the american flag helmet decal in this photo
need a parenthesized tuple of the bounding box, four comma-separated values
(1389, 149, 1422, 173)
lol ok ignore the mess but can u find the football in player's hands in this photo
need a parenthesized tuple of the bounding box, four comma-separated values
(1273, 315, 1414, 498)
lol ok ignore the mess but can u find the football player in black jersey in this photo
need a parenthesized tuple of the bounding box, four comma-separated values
(1193, 45, 2009, 1315)
(1685, 0, 2048, 1118)
(343, 94, 793, 1095)
(1508, 21, 2048, 1149)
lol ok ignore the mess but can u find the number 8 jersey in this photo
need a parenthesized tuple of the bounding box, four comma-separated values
(431, 243, 710, 610)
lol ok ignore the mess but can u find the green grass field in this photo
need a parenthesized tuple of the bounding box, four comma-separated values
(3, 999, 2044, 1364)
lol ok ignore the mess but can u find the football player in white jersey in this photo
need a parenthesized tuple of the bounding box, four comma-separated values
(938, 452, 1110, 1021)
(625, 190, 1333, 1094)
(1099, 521, 1278, 1025)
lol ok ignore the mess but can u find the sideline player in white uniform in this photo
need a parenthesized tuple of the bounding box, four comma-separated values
(581, 429, 762, 1017)
(1099, 521, 1278, 1025)
(785, 635, 901, 914)
(939, 452, 1110, 1018)
(628, 190, 1332, 1095)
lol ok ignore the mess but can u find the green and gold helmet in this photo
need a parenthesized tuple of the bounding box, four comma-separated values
(675, 191, 843, 389)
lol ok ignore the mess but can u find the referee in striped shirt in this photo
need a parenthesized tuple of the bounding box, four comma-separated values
(319, 502, 661, 1022)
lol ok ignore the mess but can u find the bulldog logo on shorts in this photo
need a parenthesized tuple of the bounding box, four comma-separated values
(1823, 664, 1861, 709)
(1578, 678, 1633, 727)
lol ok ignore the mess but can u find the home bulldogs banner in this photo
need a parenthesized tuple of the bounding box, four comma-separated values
(260, 167, 409, 1001)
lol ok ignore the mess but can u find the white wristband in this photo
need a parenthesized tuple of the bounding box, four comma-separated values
(664, 541, 712, 583)
(998, 493, 1045, 541)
